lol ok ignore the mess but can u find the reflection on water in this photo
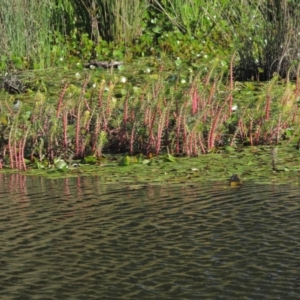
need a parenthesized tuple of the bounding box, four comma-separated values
(1, 174, 300, 299)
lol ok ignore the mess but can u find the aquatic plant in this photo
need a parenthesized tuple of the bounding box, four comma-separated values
(1, 56, 300, 171)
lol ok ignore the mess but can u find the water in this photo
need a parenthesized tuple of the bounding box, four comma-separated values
(1, 174, 300, 299)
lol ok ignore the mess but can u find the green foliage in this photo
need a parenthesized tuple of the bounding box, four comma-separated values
(119, 155, 131, 166)
(0, 0, 299, 78)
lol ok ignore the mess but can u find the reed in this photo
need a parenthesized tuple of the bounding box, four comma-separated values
(0, 0, 54, 69)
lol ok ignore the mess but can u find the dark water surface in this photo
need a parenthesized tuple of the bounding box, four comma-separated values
(1, 174, 300, 299)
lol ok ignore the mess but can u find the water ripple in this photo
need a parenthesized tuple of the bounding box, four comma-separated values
(1, 174, 300, 299)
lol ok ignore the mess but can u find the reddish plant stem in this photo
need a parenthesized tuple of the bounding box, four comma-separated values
(144, 106, 150, 126)
(84, 98, 91, 111)
(5, 101, 13, 115)
(98, 82, 105, 108)
(207, 81, 216, 107)
(129, 125, 135, 155)
(8, 139, 14, 169)
(254, 124, 261, 145)
(249, 119, 253, 146)
(18, 140, 26, 171)
(275, 114, 282, 144)
(198, 133, 206, 154)
(75, 102, 82, 158)
(208, 108, 222, 150)
(92, 114, 101, 154)
(187, 133, 194, 155)
(265, 94, 271, 120)
(155, 109, 166, 155)
(147, 105, 158, 153)
(175, 107, 183, 154)
(123, 93, 129, 128)
(292, 106, 298, 123)
(14, 140, 19, 170)
(63, 111, 68, 150)
(164, 107, 170, 150)
(182, 113, 187, 152)
(56, 82, 69, 118)
(191, 87, 199, 115)
(20, 125, 31, 171)
(75, 76, 89, 158)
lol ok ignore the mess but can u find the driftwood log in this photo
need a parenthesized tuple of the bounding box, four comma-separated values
(84, 60, 124, 69)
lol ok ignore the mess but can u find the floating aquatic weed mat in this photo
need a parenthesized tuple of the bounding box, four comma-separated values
(6, 144, 300, 187)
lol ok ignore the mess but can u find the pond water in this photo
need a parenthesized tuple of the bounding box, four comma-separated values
(1, 174, 300, 299)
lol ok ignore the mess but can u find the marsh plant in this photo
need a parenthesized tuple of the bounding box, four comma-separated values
(1, 58, 300, 170)
(150, 0, 300, 80)
(1, 0, 300, 79)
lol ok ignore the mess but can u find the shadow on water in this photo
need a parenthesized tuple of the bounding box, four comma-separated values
(1, 174, 300, 299)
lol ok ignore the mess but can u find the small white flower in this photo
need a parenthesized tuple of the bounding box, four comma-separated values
(145, 68, 151, 73)
(92, 83, 96, 88)
(181, 79, 186, 84)
(90, 65, 96, 69)
(76, 62, 80, 66)
(13, 99, 21, 110)
(120, 76, 127, 83)
(59, 57, 64, 61)
(75, 72, 81, 79)
(177, 40, 180, 44)
(203, 54, 208, 59)
(232, 104, 238, 112)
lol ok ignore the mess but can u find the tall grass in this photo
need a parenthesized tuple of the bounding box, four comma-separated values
(1, 0, 300, 77)
(151, 0, 300, 80)
(0, 0, 54, 69)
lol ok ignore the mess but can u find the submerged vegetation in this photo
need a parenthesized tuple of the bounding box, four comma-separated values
(0, 0, 300, 177)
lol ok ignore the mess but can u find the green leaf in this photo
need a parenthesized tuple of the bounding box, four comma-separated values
(81, 156, 97, 165)
(119, 155, 131, 166)
(164, 153, 176, 162)
(225, 146, 235, 152)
